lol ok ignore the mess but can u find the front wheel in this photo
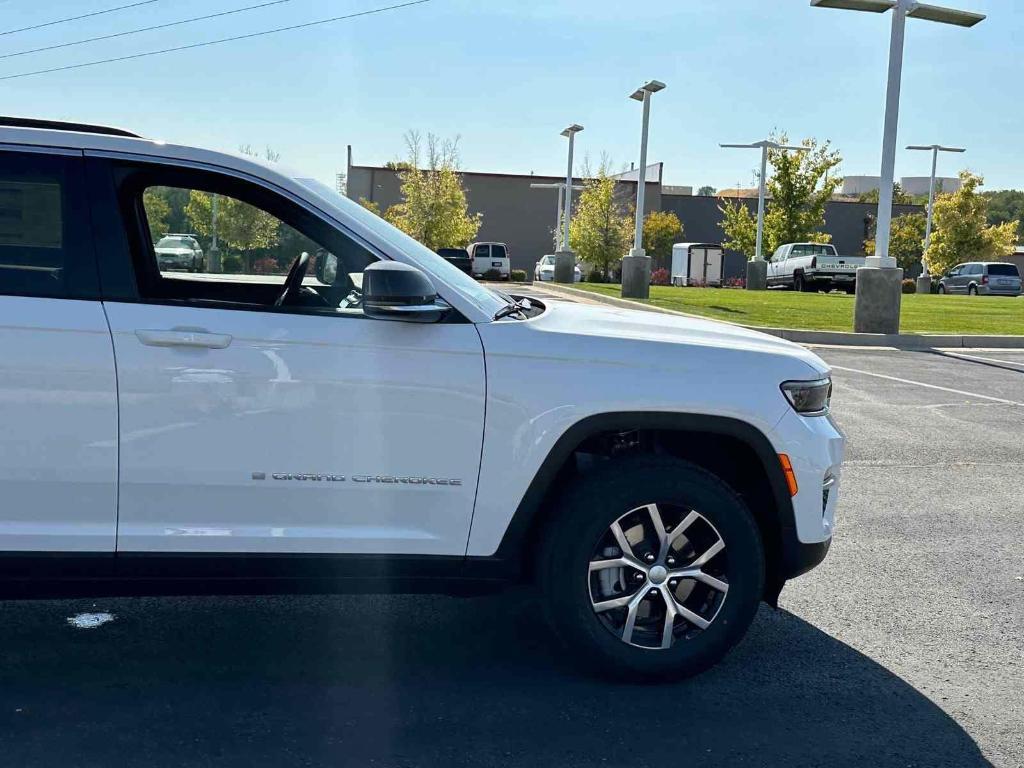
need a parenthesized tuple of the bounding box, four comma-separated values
(537, 455, 764, 681)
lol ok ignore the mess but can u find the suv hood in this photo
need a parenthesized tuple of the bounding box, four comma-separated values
(524, 299, 828, 379)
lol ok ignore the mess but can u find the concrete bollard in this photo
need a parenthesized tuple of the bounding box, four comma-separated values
(854, 267, 904, 334)
(746, 260, 768, 291)
(621, 250, 652, 299)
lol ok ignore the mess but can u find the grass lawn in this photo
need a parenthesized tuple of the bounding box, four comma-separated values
(573, 283, 1024, 335)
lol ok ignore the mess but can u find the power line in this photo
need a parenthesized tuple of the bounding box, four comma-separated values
(0, 0, 295, 61)
(0, 1, 162, 38)
(0, 0, 431, 82)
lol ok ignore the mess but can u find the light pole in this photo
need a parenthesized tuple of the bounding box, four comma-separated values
(720, 139, 808, 290)
(621, 79, 665, 299)
(811, 0, 984, 333)
(907, 143, 965, 293)
(530, 181, 584, 250)
(555, 124, 583, 283)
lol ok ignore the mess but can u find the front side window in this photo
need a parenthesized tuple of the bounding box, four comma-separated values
(128, 174, 377, 315)
(0, 151, 96, 299)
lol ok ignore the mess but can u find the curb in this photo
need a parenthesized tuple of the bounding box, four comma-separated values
(530, 282, 1024, 350)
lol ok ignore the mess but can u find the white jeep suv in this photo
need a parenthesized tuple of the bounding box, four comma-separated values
(0, 118, 843, 680)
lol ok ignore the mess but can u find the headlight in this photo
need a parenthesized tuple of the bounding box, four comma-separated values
(780, 377, 832, 416)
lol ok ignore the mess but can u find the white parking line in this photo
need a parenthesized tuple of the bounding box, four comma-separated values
(830, 365, 1024, 406)
(937, 350, 1024, 369)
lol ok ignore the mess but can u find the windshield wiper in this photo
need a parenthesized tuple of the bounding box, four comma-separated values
(493, 297, 530, 321)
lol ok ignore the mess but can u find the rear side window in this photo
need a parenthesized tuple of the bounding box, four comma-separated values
(988, 263, 1019, 277)
(491, 244, 507, 259)
(0, 151, 97, 299)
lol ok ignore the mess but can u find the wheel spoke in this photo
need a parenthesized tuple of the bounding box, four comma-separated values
(592, 591, 638, 613)
(667, 510, 700, 548)
(688, 538, 725, 569)
(693, 571, 729, 593)
(609, 520, 639, 563)
(588, 556, 635, 573)
(621, 589, 647, 644)
(645, 504, 668, 558)
(659, 588, 677, 649)
(673, 601, 711, 631)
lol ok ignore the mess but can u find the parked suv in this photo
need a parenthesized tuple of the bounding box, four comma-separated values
(0, 118, 843, 681)
(154, 233, 205, 272)
(937, 262, 1021, 296)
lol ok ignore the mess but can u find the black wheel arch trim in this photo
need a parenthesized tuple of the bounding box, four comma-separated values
(487, 411, 806, 596)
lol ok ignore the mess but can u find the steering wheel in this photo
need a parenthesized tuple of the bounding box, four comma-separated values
(274, 251, 310, 308)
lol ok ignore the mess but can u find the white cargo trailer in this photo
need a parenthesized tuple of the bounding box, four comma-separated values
(670, 243, 724, 286)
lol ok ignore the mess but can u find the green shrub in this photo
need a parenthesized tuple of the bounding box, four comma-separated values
(222, 255, 243, 273)
(901, 278, 916, 294)
(510, 269, 527, 282)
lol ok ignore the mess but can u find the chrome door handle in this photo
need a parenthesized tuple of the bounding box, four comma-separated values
(135, 329, 233, 349)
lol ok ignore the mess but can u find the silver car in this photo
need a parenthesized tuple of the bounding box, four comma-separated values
(154, 234, 205, 273)
(937, 262, 1021, 296)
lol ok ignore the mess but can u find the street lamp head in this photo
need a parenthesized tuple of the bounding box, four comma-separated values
(811, 0, 985, 26)
(560, 124, 584, 137)
(907, 144, 967, 153)
(630, 80, 667, 101)
(907, 3, 984, 27)
(810, 0, 895, 12)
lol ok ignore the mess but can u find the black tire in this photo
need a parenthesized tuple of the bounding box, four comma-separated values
(794, 273, 808, 293)
(968, 285, 978, 296)
(844, 285, 855, 295)
(938, 284, 946, 294)
(537, 455, 764, 682)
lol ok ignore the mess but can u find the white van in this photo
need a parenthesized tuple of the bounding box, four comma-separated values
(468, 242, 511, 280)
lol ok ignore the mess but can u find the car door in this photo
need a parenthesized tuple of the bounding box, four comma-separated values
(88, 157, 486, 557)
(945, 264, 963, 292)
(0, 147, 118, 552)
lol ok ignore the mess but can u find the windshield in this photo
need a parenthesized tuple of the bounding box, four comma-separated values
(294, 178, 507, 318)
(155, 237, 193, 249)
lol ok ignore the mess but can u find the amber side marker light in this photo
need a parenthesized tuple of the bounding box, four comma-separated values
(778, 454, 799, 496)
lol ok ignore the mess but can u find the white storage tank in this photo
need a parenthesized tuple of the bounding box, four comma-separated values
(670, 243, 724, 286)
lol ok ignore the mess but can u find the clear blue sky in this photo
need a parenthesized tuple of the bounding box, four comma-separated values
(0, 0, 1016, 190)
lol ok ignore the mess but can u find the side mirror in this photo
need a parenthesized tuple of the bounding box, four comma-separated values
(314, 250, 338, 285)
(362, 261, 448, 323)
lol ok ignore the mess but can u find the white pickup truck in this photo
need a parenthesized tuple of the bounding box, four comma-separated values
(766, 242, 864, 293)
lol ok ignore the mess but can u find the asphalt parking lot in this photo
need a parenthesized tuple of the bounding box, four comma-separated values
(1, 323, 1022, 765)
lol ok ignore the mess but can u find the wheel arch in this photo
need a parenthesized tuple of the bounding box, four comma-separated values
(492, 412, 799, 604)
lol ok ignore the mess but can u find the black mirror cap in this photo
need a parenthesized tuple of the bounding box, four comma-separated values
(363, 261, 447, 323)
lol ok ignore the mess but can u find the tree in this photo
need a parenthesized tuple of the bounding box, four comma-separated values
(568, 166, 633, 280)
(383, 132, 481, 249)
(718, 198, 757, 258)
(762, 135, 842, 247)
(924, 171, 1018, 275)
(358, 197, 383, 216)
(696, 185, 716, 197)
(864, 212, 926, 271)
(857, 182, 912, 205)
(718, 134, 841, 259)
(983, 189, 1024, 241)
(642, 210, 684, 269)
(143, 187, 171, 242)
(185, 192, 280, 271)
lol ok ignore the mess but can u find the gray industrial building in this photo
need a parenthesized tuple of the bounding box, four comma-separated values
(346, 148, 924, 278)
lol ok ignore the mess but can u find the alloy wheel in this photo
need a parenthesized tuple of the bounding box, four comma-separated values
(588, 503, 729, 650)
